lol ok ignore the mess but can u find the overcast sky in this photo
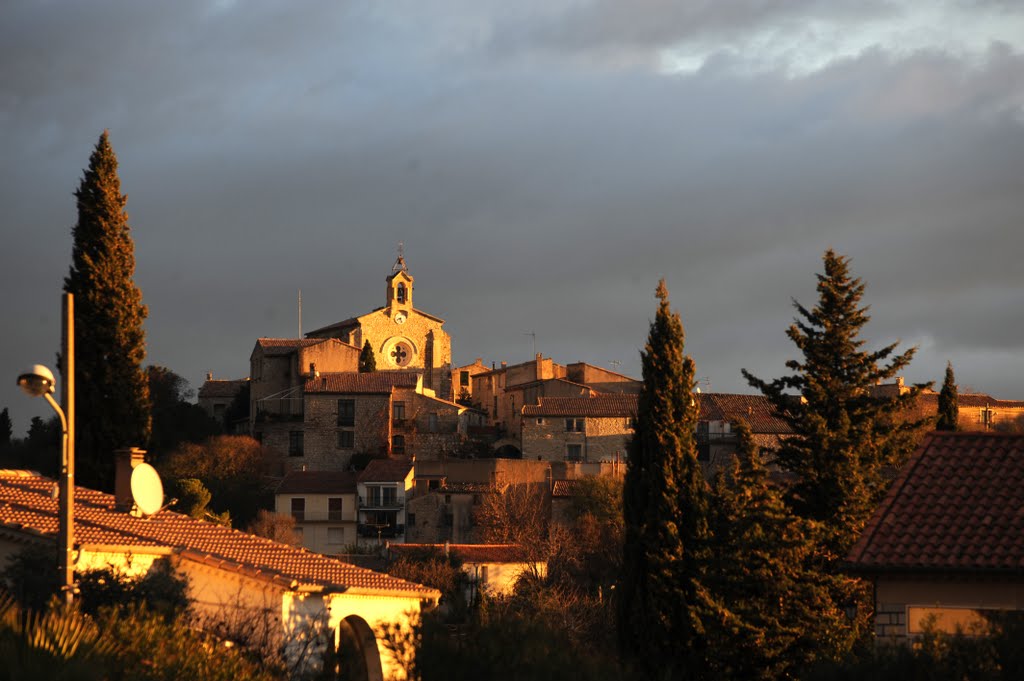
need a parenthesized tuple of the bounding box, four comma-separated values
(3, 1, 1023, 435)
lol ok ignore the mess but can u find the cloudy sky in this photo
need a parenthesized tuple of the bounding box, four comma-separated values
(3, 0, 1023, 434)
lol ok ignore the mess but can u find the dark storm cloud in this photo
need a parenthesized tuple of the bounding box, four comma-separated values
(2, 1, 1023, 434)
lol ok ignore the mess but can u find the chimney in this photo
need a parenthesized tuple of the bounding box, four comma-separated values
(501, 361, 507, 369)
(114, 447, 147, 511)
(206, 372, 213, 381)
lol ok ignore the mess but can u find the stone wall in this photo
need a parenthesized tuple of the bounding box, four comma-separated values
(522, 415, 632, 463)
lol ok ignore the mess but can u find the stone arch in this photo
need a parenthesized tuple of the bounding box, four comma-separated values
(493, 439, 522, 459)
(335, 615, 384, 681)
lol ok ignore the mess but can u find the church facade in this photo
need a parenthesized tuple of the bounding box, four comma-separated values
(305, 256, 452, 399)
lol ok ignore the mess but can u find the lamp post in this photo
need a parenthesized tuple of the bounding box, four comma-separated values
(16, 293, 75, 604)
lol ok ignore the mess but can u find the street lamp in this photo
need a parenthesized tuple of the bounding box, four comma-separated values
(16, 293, 75, 604)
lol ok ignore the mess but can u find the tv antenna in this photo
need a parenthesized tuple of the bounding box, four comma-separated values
(523, 331, 536, 356)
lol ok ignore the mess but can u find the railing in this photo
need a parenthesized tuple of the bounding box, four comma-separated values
(358, 496, 403, 510)
(357, 523, 405, 539)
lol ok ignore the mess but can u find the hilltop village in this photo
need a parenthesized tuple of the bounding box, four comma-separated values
(199, 255, 1024, 556)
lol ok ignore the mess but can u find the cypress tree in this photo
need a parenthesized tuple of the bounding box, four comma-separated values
(742, 249, 924, 558)
(64, 131, 150, 491)
(359, 340, 376, 373)
(703, 421, 852, 679)
(618, 280, 709, 678)
(0, 408, 11, 448)
(936, 361, 959, 431)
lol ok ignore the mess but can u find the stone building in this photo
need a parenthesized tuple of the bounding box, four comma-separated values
(196, 373, 248, 423)
(521, 394, 638, 463)
(306, 256, 452, 398)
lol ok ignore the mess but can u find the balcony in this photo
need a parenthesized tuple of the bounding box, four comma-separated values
(357, 523, 405, 539)
(359, 496, 403, 510)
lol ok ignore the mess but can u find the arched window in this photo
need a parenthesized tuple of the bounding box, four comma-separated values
(396, 283, 406, 304)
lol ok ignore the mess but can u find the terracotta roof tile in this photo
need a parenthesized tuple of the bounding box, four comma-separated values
(847, 432, 1024, 574)
(256, 338, 325, 356)
(523, 395, 637, 418)
(391, 543, 534, 564)
(0, 470, 436, 597)
(198, 378, 248, 399)
(700, 393, 793, 434)
(304, 372, 420, 394)
(358, 458, 413, 483)
(552, 479, 584, 498)
(276, 471, 357, 495)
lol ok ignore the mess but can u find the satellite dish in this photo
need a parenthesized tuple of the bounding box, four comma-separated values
(130, 463, 165, 516)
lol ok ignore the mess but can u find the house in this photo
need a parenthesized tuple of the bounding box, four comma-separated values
(196, 373, 248, 425)
(275, 470, 358, 554)
(0, 458, 438, 679)
(695, 392, 794, 474)
(357, 458, 414, 545)
(405, 480, 500, 544)
(249, 337, 361, 463)
(305, 255, 452, 398)
(521, 394, 637, 463)
(389, 543, 546, 600)
(846, 431, 1024, 642)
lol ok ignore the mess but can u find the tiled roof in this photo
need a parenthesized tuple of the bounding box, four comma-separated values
(523, 394, 637, 418)
(304, 372, 420, 394)
(256, 338, 324, 356)
(438, 482, 494, 494)
(358, 458, 413, 483)
(198, 378, 248, 399)
(957, 393, 1024, 409)
(0, 470, 437, 597)
(700, 393, 793, 434)
(552, 479, 584, 498)
(276, 471, 357, 495)
(391, 543, 534, 564)
(305, 315, 364, 337)
(847, 432, 1024, 574)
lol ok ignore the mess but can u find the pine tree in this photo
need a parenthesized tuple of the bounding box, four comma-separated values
(742, 249, 924, 558)
(936, 361, 959, 431)
(359, 340, 376, 373)
(618, 280, 709, 679)
(63, 131, 150, 491)
(703, 421, 853, 679)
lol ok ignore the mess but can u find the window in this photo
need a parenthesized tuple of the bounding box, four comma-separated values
(290, 497, 305, 522)
(393, 401, 406, 423)
(327, 527, 344, 545)
(214, 403, 225, 417)
(337, 399, 355, 427)
(407, 513, 416, 527)
(565, 418, 584, 432)
(536, 418, 545, 425)
(480, 565, 489, 585)
(392, 434, 405, 455)
(329, 497, 344, 521)
(337, 430, 354, 449)
(428, 479, 440, 491)
(566, 444, 583, 462)
(626, 417, 637, 429)
(428, 413, 438, 433)
(396, 283, 406, 304)
(288, 431, 304, 456)
(460, 370, 470, 387)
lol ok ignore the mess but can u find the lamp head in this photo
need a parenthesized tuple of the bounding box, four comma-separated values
(17, 364, 56, 397)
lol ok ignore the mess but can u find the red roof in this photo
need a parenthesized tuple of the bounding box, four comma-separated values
(700, 393, 792, 434)
(847, 432, 1024, 574)
(552, 479, 584, 498)
(523, 395, 637, 418)
(276, 471, 357, 495)
(358, 458, 413, 483)
(198, 378, 248, 399)
(304, 372, 420, 394)
(391, 543, 534, 564)
(255, 338, 325, 356)
(0, 470, 436, 597)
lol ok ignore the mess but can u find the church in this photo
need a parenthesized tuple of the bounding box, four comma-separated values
(305, 253, 452, 399)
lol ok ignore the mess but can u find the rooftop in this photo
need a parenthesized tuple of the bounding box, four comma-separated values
(197, 378, 248, 399)
(276, 470, 357, 495)
(0, 470, 436, 597)
(523, 394, 637, 418)
(358, 458, 414, 483)
(847, 432, 1024, 574)
(304, 372, 420, 394)
(391, 543, 535, 564)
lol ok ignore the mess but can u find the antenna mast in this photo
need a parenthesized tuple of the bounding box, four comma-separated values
(524, 331, 536, 356)
(298, 289, 302, 339)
